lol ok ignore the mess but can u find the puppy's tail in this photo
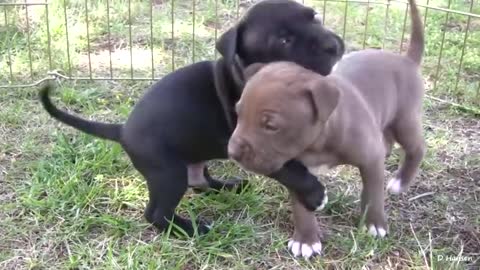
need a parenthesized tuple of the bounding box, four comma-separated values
(406, 0, 424, 65)
(39, 83, 122, 142)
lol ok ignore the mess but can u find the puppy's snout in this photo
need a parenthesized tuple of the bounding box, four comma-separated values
(322, 33, 345, 57)
(228, 137, 251, 162)
(323, 39, 339, 55)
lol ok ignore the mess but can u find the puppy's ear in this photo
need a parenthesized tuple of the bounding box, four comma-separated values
(216, 24, 241, 64)
(243, 63, 266, 81)
(304, 78, 340, 123)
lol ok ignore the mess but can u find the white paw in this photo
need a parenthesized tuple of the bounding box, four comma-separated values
(288, 239, 322, 259)
(205, 222, 214, 230)
(331, 63, 339, 72)
(367, 224, 387, 238)
(315, 189, 328, 211)
(387, 177, 403, 194)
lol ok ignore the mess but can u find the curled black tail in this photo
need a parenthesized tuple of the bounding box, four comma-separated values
(39, 83, 122, 142)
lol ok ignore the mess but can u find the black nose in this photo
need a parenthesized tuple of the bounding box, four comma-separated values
(319, 32, 344, 57)
(324, 45, 338, 56)
(329, 34, 345, 57)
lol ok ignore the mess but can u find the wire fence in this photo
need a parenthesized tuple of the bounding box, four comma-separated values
(1, 0, 479, 111)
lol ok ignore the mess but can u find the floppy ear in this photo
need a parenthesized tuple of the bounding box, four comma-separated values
(216, 25, 240, 65)
(243, 63, 266, 81)
(303, 78, 340, 123)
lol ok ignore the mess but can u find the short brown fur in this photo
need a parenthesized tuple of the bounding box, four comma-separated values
(229, 0, 425, 257)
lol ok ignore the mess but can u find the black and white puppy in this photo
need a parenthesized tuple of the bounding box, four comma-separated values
(39, 0, 345, 236)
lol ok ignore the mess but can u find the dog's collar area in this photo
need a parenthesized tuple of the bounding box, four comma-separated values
(212, 57, 246, 132)
(231, 55, 246, 90)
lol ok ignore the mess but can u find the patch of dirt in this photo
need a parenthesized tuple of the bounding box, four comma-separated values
(395, 105, 479, 261)
(91, 35, 151, 52)
(471, 19, 480, 31)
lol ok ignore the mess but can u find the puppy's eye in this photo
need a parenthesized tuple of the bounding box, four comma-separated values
(261, 115, 279, 132)
(279, 36, 293, 46)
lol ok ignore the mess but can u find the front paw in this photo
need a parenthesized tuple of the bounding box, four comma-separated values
(365, 224, 387, 238)
(197, 221, 212, 235)
(387, 176, 407, 194)
(316, 187, 328, 211)
(288, 236, 322, 258)
(297, 186, 328, 212)
(363, 212, 388, 238)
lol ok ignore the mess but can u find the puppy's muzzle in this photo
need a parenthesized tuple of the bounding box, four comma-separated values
(325, 32, 345, 58)
(228, 136, 252, 163)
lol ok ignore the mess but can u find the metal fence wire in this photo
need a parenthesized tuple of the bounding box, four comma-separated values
(1, 0, 479, 110)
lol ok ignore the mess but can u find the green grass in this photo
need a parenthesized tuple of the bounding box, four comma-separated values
(1, 0, 479, 269)
(2, 0, 479, 107)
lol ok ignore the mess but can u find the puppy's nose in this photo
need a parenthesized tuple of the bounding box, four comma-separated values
(228, 138, 250, 162)
(323, 34, 345, 56)
(323, 40, 339, 55)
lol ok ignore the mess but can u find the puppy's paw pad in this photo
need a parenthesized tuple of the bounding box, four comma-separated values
(367, 224, 387, 238)
(387, 177, 404, 194)
(288, 240, 322, 259)
(315, 190, 328, 212)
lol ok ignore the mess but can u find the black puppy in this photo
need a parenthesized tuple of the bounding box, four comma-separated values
(39, 0, 344, 236)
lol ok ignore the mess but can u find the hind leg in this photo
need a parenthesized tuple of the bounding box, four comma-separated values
(187, 162, 210, 192)
(387, 115, 425, 194)
(384, 130, 395, 158)
(131, 154, 210, 236)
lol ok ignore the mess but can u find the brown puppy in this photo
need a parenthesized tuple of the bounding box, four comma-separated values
(228, 0, 425, 258)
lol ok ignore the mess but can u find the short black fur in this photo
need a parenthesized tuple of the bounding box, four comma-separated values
(39, 0, 344, 236)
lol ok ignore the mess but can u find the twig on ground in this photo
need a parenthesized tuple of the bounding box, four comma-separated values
(425, 95, 480, 117)
(408, 191, 435, 202)
(410, 223, 431, 270)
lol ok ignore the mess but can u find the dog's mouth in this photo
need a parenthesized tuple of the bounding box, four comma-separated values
(235, 158, 283, 176)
